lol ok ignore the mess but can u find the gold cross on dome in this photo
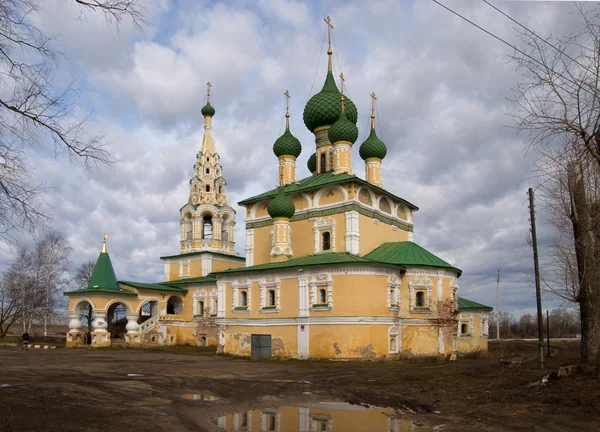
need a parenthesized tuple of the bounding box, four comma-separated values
(339, 72, 345, 94)
(284, 90, 291, 127)
(370, 92, 377, 127)
(206, 81, 212, 103)
(102, 233, 108, 253)
(324, 16, 334, 50)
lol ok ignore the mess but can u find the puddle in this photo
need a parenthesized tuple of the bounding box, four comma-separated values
(126, 373, 144, 377)
(0, 384, 13, 388)
(181, 393, 220, 401)
(216, 400, 430, 431)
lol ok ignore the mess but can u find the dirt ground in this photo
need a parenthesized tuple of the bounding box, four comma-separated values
(0, 340, 598, 431)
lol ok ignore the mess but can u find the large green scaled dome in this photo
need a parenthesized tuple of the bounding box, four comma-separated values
(201, 102, 216, 117)
(273, 127, 302, 158)
(359, 128, 387, 160)
(307, 153, 317, 173)
(328, 110, 359, 145)
(303, 71, 358, 132)
(267, 186, 295, 219)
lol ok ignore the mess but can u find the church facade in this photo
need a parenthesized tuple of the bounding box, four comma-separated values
(65, 22, 491, 359)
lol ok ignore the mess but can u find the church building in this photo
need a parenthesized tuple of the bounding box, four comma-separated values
(65, 19, 491, 359)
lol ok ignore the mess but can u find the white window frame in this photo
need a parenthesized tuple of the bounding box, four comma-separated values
(260, 278, 280, 313)
(388, 325, 399, 354)
(232, 281, 251, 313)
(458, 313, 474, 338)
(261, 409, 280, 432)
(481, 314, 490, 337)
(309, 273, 332, 311)
(387, 275, 401, 311)
(313, 218, 336, 253)
(192, 289, 207, 317)
(178, 259, 190, 278)
(409, 276, 432, 313)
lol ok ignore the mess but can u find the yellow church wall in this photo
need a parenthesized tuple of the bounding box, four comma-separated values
(168, 262, 179, 281)
(358, 213, 409, 256)
(309, 324, 390, 359)
(211, 258, 244, 272)
(401, 325, 440, 356)
(226, 279, 299, 319)
(252, 225, 273, 265)
(316, 187, 345, 206)
(324, 274, 390, 316)
(224, 325, 298, 358)
(457, 314, 489, 353)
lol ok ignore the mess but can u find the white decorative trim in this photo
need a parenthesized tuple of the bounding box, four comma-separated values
(245, 228, 254, 267)
(409, 276, 433, 313)
(232, 280, 251, 312)
(259, 277, 280, 312)
(387, 274, 401, 311)
(217, 282, 225, 318)
(217, 316, 432, 326)
(388, 324, 399, 354)
(344, 210, 360, 255)
(178, 259, 190, 278)
(313, 217, 336, 253)
(481, 313, 490, 337)
(309, 272, 333, 310)
(437, 270, 445, 301)
(163, 262, 169, 281)
(408, 231, 414, 242)
(298, 277, 309, 317)
(458, 313, 474, 337)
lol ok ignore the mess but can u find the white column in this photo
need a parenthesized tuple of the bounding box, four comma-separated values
(245, 229, 254, 267)
(91, 312, 108, 332)
(298, 277, 309, 317)
(298, 406, 310, 431)
(217, 282, 226, 318)
(126, 315, 140, 335)
(163, 261, 169, 281)
(344, 210, 360, 254)
(68, 313, 82, 333)
(437, 271, 444, 301)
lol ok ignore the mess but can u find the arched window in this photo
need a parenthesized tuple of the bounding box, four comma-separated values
(221, 220, 229, 242)
(319, 288, 327, 304)
(205, 185, 210, 192)
(416, 291, 425, 307)
(218, 186, 222, 194)
(167, 296, 183, 315)
(320, 153, 326, 173)
(202, 215, 213, 239)
(390, 288, 397, 306)
(268, 289, 276, 306)
(322, 232, 331, 251)
(206, 168, 210, 174)
(240, 290, 248, 307)
(183, 214, 192, 240)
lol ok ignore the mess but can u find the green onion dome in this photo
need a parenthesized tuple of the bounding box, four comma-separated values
(359, 128, 387, 160)
(307, 153, 317, 173)
(273, 127, 302, 158)
(303, 71, 358, 133)
(328, 110, 359, 145)
(201, 102, 216, 117)
(267, 186, 295, 219)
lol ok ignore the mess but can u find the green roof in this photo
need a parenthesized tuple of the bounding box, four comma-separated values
(458, 297, 493, 311)
(163, 275, 217, 285)
(273, 127, 302, 158)
(303, 71, 358, 132)
(238, 171, 418, 210)
(214, 252, 399, 275)
(118, 281, 187, 292)
(267, 186, 295, 219)
(364, 242, 461, 275)
(87, 247, 118, 290)
(64, 288, 137, 297)
(359, 128, 387, 160)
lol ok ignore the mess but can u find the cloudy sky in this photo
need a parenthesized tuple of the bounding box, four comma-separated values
(0, 0, 588, 316)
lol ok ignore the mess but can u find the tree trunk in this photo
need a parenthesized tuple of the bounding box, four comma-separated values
(568, 162, 600, 366)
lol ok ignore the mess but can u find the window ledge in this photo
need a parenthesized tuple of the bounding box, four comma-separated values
(192, 314, 207, 319)
(410, 307, 431, 314)
(315, 250, 335, 255)
(388, 305, 400, 312)
(233, 307, 250, 314)
(260, 307, 279, 314)
(310, 304, 332, 311)
(460, 335, 473, 339)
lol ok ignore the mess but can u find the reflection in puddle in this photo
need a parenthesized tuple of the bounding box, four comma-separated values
(182, 393, 220, 401)
(216, 401, 428, 431)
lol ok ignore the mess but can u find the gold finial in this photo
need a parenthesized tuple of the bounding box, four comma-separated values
(370, 92, 377, 129)
(206, 81, 212, 104)
(324, 16, 334, 71)
(284, 89, 291, 129)
(339, 72, 345, 95)
(102, 233, 108, 253)
(340, 94, 345, 113)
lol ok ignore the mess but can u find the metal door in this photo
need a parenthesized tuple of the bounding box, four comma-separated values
(251, 334, 271, 359)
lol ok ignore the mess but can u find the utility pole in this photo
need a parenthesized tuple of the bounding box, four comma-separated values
(496, 269, 500, 340)
(528, 188, 545, 369)
(546, 309, 550, 358)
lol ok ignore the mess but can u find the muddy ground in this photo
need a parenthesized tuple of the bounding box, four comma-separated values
(0, 340, 598, 431)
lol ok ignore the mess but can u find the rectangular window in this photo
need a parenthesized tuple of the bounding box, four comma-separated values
(198, 300, 204, 316)
(268, 289, 275, 306)
(240, 290, 248, 307)
(416, 291, 425, 307)
(322, 232, 331, 250)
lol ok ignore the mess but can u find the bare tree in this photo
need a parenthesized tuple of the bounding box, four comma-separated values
(509, 4, 600, 368)
(0, 271, 20, 338)
(0, 0, 145, 243)
(35, 230, 71, 336)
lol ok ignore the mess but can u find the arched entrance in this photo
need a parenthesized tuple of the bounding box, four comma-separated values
(138, 300, 158, 324)
(107, 302, 128, 340)
(167, 296, 183, 315)
(68, 299, 94, 346)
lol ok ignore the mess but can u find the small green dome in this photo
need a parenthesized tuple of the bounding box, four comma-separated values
(273, 127, 302, 158)
(201, 102, 216, 117)
(359, 128, 387, 160)
(307, 153, 317, 173)
(267, 187, 295, 219)
(303, 71, 358, 132)
(328, 110, 359, 145)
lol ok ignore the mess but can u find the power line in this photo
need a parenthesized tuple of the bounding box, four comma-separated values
(482, 0, 588, 69)
(306, 26, 327, 103)
(431, 0, 596, 99)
